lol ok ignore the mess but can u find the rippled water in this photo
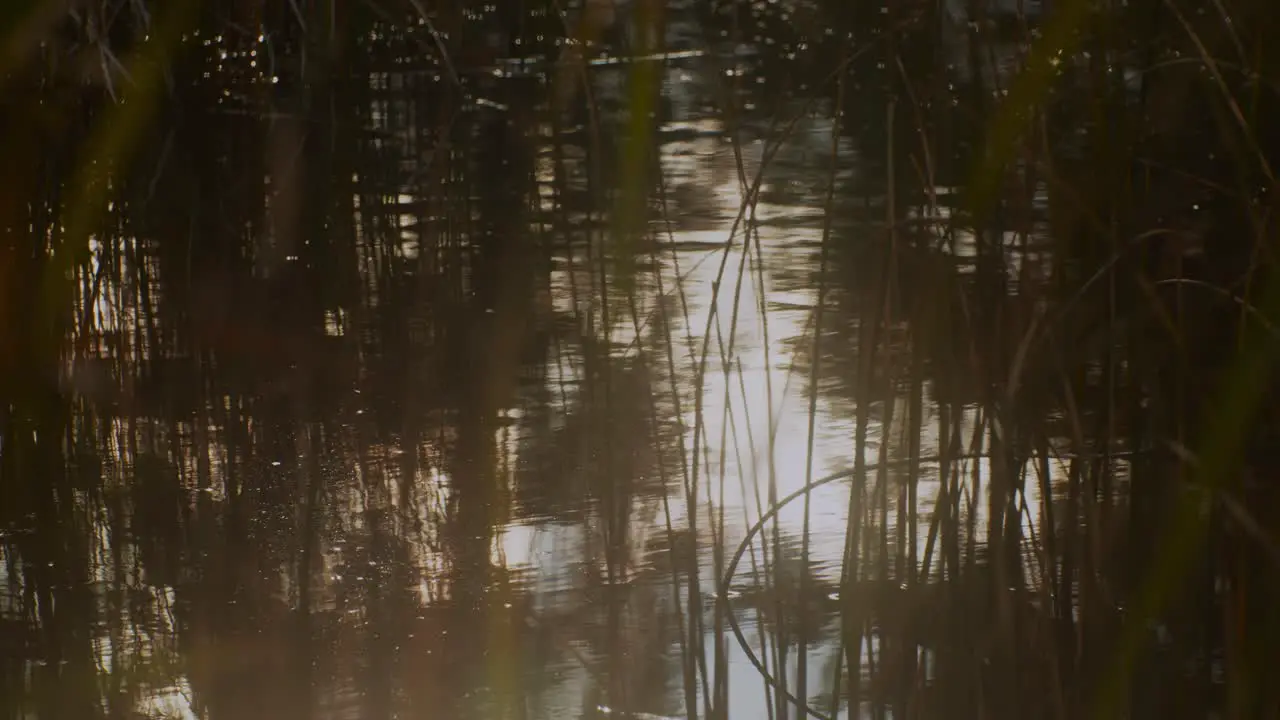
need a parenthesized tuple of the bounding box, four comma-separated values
(0, 2, 1064, 719)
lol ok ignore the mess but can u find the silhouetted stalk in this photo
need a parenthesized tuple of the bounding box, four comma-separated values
(877, 98, 899, 719)
(734, 355, 779, 719)
(711, 371, 731, 718)
(797, 49, 842, 719)
(648, 154, 703, 716)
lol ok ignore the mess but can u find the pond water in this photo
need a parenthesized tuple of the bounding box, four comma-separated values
(1, 2, 1088, 719)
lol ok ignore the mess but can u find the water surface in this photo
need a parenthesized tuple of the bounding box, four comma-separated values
(0, 2, 1066, 718)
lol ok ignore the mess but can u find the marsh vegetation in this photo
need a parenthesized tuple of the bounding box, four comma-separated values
(1, 0, 1279, 718)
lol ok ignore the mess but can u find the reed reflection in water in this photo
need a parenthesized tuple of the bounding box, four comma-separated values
(4, 0, 1280, 718)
